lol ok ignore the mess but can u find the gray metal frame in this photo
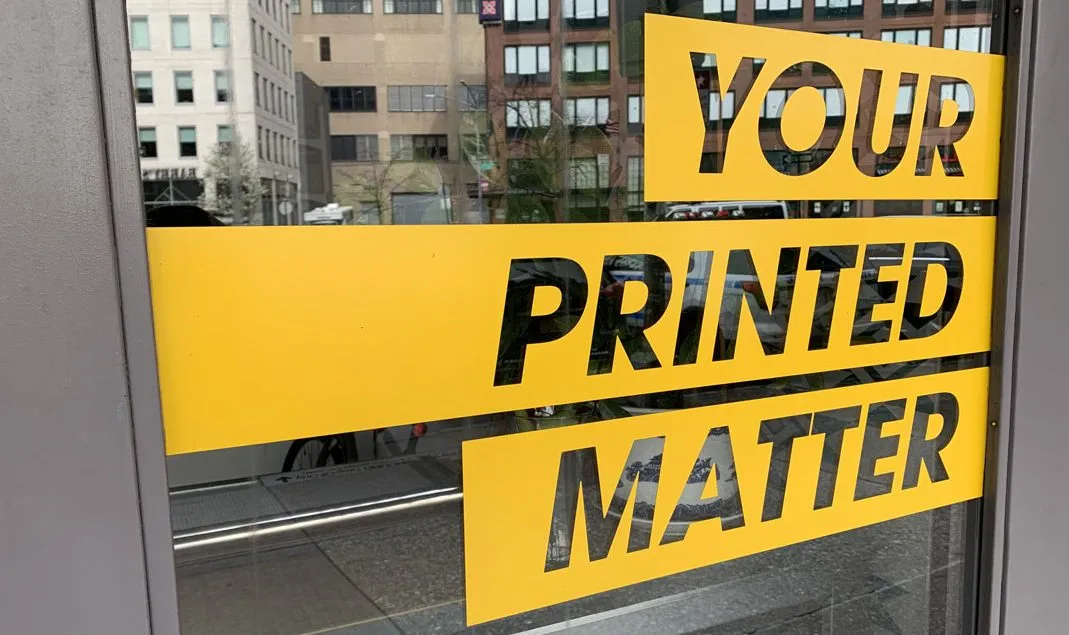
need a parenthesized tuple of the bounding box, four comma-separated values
(978, 0, 1029, 632)
(92, 0, 182, 632)
(0, 0, 178, 633)
(985, 1, 1069, 633)
(0, 0, 1060, 633)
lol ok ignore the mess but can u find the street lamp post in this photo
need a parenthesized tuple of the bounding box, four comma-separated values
(271, 171, 279, 225)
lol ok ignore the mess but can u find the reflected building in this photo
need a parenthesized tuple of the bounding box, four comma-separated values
(295, 71, 334, 213)
(128, 0, 301, 224)
(481, 0, 993, 220)
(292, 0, 488, 225)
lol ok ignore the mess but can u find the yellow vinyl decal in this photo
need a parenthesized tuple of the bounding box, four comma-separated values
(644, 15, 1005, 202)
(148, 217, 994, 455)
(462, 368, 988, 625)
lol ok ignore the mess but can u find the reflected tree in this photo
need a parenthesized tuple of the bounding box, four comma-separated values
(198, 140, 265, 225)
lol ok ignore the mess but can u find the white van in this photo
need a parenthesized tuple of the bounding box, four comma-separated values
(661, 200, 790, 222)
(611, 201, 796, 351)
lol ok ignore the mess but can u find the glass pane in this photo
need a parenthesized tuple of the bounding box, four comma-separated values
(211, 16, 229, 47)
(131, 0, 1005, 632)
(130, 16, 150, 50)
(170, 16, 190, 49)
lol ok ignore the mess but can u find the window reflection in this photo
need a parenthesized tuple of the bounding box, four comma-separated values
(138, 0, 1002, 632)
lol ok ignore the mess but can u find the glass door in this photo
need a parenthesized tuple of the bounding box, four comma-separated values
(133, 0, 1007, 632)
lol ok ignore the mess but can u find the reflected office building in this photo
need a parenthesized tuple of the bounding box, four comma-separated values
(292, 0, 489, 225)
(129, 0, 302, 224)
(481, 0, 993, 220)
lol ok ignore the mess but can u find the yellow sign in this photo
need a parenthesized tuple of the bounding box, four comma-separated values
(148, 217, 995, 455)
(462, 367, 988, 625)
(644, 15, 1005, 202)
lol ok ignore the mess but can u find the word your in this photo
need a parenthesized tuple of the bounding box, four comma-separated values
(697, 56, 974, 178)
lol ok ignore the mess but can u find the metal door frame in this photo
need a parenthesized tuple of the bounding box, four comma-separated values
(0, 0, 1057, 633)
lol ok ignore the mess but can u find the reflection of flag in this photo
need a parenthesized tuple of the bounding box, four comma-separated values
(605, 119, 619, 134)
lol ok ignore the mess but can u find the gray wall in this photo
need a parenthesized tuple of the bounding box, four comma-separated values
(296, 71, 333, 214)
(994, 0, 1069, 632)
(0, 0, 177, 633)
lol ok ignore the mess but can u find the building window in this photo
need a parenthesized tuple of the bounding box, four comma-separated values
(326, 86, 377, 112)
(391, 135, 450, 160)
(563, 43, 610, 84)
(458, 84, 486, 110)
(313, 0, 373, 12)
(627, 95, 643, 132)
(260, 25, 266, 58)
(814, 0, 862, 19)
(820, 87, 846, 126)
(503, 0, 549, 31)
(319, 36, 331, 61)
(505, 99, 552, 135)
(211, 16, 229, 47)
(178, 127, 197, 158)
(257, 126, 264, 158)
(293, 0, 301, 11)
(387, 85, 447, 112)
(702, 0, 737, 20)
(564, 97, 610, 128)
(943, 26, 991, 53)
(702, 90, 736, 128)
(563, 0, 609, 28)
(569, 157, 610, 190)
(170, 16, 191, 49)
(262, 77, 269, 109)
(895, 85, 916, 125)
(269, 81, 276, 114)
(392, 191, 451, 224)
(215, 71, 231, 103)
(129, 16, 150, 50)
(251, 20, 258, 54)
(457, 0, 478, 12)
(331, 135, 379, 161)
(883, 0, 933, 16)
(218, 125, 234, 146)
(174, 71, 194, 104)
(138, 127, 157, 158)
(384, 0, 442, 13)
(693, 53, 717, 74)
(760, 88, 791, 127)
(754, 0, 802, 22)
(626, 156, 644, 216)
(254, 72, 260, 106)
(504, 45, 551, 85)
(881, 28, 932, 46)
(941, 82, 975, 121)
(133, 72, 153, 105)
(272, 132, 278, 162)
(946, 0, 991, 11)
